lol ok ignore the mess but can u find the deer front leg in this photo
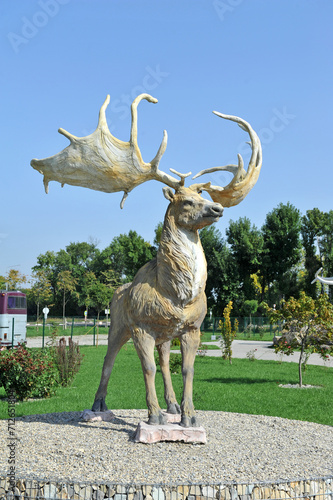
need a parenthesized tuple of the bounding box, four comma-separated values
(156, 341, 181, 415)
(133, 329, 167, 425)
(92, 325, 130, 412)
(179, 329, 201, 427)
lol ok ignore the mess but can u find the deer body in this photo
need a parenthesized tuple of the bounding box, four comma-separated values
(93, 187, 223, 426)
(31, 92, 262, 427)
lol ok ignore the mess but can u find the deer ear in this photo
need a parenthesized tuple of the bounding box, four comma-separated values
(163, 186, 175, 201)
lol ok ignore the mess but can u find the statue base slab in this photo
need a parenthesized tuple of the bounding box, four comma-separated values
(134, 421, 207, 444)
(81, 409, 115, 422)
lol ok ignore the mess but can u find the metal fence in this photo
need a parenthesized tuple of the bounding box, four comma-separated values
(201, 316, 281, 337)
(1, 476, 332, 500)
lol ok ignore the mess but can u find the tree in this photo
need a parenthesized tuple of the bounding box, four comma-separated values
(153, 222, 163, 247)
(261, 203, 302, 305)
(266, 292, 333, 387)
(5, 269, 27, 290)
(241, 300, 258, 320)
(93, 230, 156, 282)
(89, 280, 114, 323)
(301, 208, 324, 296)
(226, 217, 263, 309)
(0, 275, 6, 289)
(30, 269, 53, 327)
(56, 270, 78, 328)
(200, 226, 239, 314)
(78, 271, 96, 316)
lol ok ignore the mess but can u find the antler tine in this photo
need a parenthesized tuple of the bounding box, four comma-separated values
(129, 93, 183, 190)
(190, 111, 262, 207)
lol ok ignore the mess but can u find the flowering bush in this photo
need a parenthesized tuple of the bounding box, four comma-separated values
(219, 301, 239, 365)
(0, 344, 59, 400)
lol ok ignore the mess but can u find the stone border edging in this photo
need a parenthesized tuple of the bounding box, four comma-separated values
(1, 476, 333, 500)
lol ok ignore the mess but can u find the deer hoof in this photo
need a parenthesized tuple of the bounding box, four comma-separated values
(148, 412, 167, 425)
(180, 415, 200, 428)
(167, 402, 181, 414)
(92, 398, 108, 412)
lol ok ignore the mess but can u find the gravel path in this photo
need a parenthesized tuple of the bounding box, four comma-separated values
(1, 410, 332, 484)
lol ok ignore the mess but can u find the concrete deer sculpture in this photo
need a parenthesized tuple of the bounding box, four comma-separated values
(31, 93, 262, 427)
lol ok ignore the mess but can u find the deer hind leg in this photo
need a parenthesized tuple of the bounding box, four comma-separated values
(156, 341, 180, 415)
(133, 329, 167, 425)
(179, 328, 201, 427)
(92, 324, 131, 412)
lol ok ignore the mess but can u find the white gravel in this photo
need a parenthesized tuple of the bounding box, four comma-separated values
(1, 410, 332, 484)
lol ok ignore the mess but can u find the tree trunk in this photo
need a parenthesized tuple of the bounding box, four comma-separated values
(36, 301, 40, 332)
(63, 290, 66, 330)
(298, 343, 304, 387)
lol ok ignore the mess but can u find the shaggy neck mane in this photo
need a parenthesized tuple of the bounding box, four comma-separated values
(157, 209, 207, 304)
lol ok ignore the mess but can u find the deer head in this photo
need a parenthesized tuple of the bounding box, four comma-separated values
(163, 186, 223, 231)
(30, 94, 262, 209)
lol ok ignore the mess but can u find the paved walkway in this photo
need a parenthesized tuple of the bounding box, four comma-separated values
(26, 334, 331, 367)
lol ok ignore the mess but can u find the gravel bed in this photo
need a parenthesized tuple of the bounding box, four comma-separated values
(1, 410, 332, 484)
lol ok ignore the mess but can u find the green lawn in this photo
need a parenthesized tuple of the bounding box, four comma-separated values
(26, 323, 108, 338)
(26, 327, 274, 342)
(1, 345, 332, 426)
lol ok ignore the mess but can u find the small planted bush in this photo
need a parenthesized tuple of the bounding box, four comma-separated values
(0, 344, 58, 400)
(51, 336, 84, 386)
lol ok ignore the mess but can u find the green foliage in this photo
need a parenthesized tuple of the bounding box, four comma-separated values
(266, 292, 333, 386)
(0, 344, 58, 400)
(226, 217, 263, 306)
(242, 300, 258, 318)
(219, 301, 239, 364)
(261, 202, 302, 304)
(171, 337, 180, 347)
(155, 351, 182, 374)
(200, 226, 238, 314)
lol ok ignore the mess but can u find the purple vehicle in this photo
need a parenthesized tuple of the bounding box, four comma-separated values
(0, 291, 27, 348)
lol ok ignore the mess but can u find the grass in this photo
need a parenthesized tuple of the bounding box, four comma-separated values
(1, 344, 332, 426)
(26, 328, 274, 342)
(26, 323, 108, 338)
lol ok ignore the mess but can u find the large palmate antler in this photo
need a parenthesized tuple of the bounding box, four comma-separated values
(190, 112, 262, 207)
(31, 94, 188, 208)
(31, 95, 262, 208)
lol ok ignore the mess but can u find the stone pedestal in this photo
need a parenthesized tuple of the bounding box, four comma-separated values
(81, 409, 115, 422)
(134, 421, 207, 444)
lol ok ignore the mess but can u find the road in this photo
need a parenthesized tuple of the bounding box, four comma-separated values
(25, 335, 331, 367)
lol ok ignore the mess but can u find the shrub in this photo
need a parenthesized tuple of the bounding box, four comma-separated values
(155, 351, 182, 374)
(51, 336, 83, 386)
(171, 337, 180, 347)
(219, 301, 239, 364)
(0, 344, 58, 401)
(169, 353, 182, 374)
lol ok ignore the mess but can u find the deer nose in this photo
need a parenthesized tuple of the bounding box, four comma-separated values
(212, 203, 224, 217)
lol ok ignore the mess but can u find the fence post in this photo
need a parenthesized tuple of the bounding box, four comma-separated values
(93, 319, 96, 346)
(42, 316, 45, 349)
(12, 318, 15, 349)
(71, 318, 74, 340)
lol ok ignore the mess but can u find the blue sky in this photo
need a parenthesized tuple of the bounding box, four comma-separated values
(1, 0, 332, 281)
